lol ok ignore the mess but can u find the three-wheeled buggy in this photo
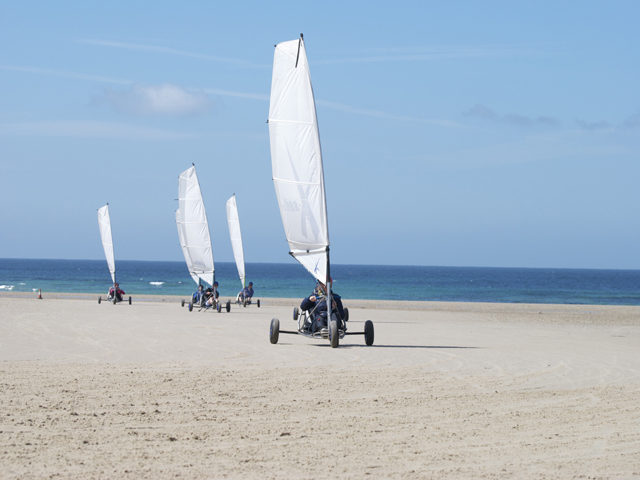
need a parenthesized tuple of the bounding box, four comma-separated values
(269, 288, 374, 348)
(235, 292, 260, 308)
(183, 286, 231, 313)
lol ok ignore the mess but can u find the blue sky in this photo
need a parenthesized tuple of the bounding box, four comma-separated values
(1, 1, 639, 269)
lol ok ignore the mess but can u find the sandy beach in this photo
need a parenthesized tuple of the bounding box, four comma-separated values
(1, 293, 639, 479)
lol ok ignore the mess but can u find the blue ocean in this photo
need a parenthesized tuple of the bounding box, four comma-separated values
(1, 258, 639, 305)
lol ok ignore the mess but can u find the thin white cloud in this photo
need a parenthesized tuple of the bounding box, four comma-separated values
(0, 64, 130, 84)
(97, 84, 213, 117)
(465, 104, 561, 128)
(202, 88, 269, 101)
(3, 62, 459, 127)
(79, 39, 266, 68)
(0, 121, 194, 140)
(313, 44, 550, 65)
(316, 100, 461, 128)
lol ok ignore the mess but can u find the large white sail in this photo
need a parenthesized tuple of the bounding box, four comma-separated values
(226, 194, 246, 288)
(97, 204, 116, 284)
(268, 35, 330, 283)
(176, 165, 215, 286)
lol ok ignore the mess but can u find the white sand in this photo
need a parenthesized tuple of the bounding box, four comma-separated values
(1, 294, 639, 479)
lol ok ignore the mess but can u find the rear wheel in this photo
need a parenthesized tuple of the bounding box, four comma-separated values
(330, 320, 339, 348)
(364, 320, 374, 346)
(181, 299, 185, 307)
(216, 302, 222, 313)
(257, 299, 260, 308)
(343, 307, 349, 322)
(270, 318, 280, 344)
(293, 307, 299, 320)
(129, 296, 132, 305)
(226, 300, 231, 313)
(188, 302, 193, 312)
(98, 296, 101, 304)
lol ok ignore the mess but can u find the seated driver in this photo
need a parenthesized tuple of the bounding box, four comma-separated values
(205, 281, 220, 307)
(239, 282, 254, 303)
(300, 279, 345, 332)
(192, 285, 205, 304)
(109, 283, 125, 302)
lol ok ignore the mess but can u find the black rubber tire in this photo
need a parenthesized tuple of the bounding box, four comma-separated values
(257, 299, 260, 308)
(188, 302, 193, 312)
(98, 297, 101, 304)
(113, 298, 117, 305)
(216, 302, 222, 313)
(129, 296, 132, 305)
(226, 300, 231, 313)
(343, 307, 349, 322)
(270, 318, 280, 344)
(364, 320, 374, 346)
(181, 299, 185, 307)
(330, 320, 339, 348)
(293, 307, 299, 321)
(243, 298, 247, 307)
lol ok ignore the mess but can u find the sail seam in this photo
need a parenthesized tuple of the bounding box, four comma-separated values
(273, 178, 321, 186)
(267, 119, 313, 125)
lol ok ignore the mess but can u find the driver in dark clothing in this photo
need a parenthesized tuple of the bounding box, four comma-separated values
(300, 280, 345, 333)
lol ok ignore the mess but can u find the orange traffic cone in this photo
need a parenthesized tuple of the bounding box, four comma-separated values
(38, 289, 43, 299)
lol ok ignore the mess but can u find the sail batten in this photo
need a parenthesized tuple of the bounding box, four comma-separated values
(226, 195, 246, 289)
(97, 204, 116, 284)
(269, 36, 330, 283)
(176, 166, 215, 286)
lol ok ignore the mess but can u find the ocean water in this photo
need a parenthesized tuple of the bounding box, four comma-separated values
(1, 258, 640, 305)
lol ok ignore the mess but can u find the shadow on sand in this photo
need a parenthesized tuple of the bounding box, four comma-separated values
(310, 344, 482, 349)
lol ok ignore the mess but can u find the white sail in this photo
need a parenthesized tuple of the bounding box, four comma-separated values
(97, 204, 116, 284)
(176, 165, 215, 286)
(226, 195, 246, 288)
(268, 35, 330, 283)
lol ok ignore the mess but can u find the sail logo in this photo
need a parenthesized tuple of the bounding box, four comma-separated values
(314, 260, 320, 273)
(281, 198, 300, 212)
(193, 260, 206, 269)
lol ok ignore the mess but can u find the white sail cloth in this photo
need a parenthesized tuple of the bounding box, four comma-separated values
(176, 166, 215, 286)
(268, 36, 330, 283)
(97, 204, 116, 284)
(226, 195, 246, 288)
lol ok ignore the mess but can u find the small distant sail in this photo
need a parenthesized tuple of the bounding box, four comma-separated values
(176, 166, 215, 286)
(97, 204, 116, 284)
(226, 194, 246, 288)
(268, 35, 330, 283)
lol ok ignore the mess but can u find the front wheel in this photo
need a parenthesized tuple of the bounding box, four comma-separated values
(364, 320, 374, 346)
(226, 300, 231, 313)
(98, 296, 101, 304)
(257, 299, 260, 308)
(293, 307, 299, 320)
(113, 298, 117, 305)
(270, 318, 280, 344)
(330, 320, 339, 348)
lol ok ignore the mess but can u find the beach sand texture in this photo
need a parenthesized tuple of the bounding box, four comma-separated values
(1, 295, 639, 479)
